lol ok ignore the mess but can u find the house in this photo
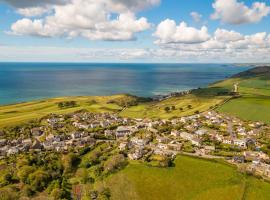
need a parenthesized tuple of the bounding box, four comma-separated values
(195, 129, 208, 136)
(31, 128, 43, 137)
(90, 121, 100, 128)
(168, 143, 182, 151)
(116, 126, 133, 138)
(7, 147, 19, 156)
(205, 146, 215, 152)
(81, 136, 95, 146)
(43, 141, 54, 150)
(22, 139, 32, 146)
(156, 137, 170, 144)
(233, 139, 247, 148)
(71, 132, 81, 139)
(157, 143, 168, 150)
(128, 149, 144, 160)
(233, 155, 245, 163)
(73, 122, 90, 129)
(171, 130, 180, 137)
(100, 121, 110, 128)
(104, 130, 114, 137)
(46, 134, 55, 141)
(130, 137, 148, 147)
(119, 142, 128, 151)
(180, 132, 193, 141)
(31, 140, 42, 150)
(223, 139, 232, 145)
(191, 138, 201, 147)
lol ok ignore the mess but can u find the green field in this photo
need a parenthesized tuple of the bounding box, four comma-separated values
(0, 96, 123, 128)
(104, 156, 270, 200)
(212, 67, 270, 123)
(0, 94, 227, 128)
(121, 94, 226, 119)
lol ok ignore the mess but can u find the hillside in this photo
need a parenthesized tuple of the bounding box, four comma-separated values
(104, 156, 270, 200)
(0, 94, 227, 128)
(212, 66, 270, 123)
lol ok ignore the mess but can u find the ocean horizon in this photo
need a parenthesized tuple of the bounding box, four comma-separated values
(0, 63, 251, 105)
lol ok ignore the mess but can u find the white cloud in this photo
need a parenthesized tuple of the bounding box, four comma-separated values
(9, 0, 152, 41)
(214, 29, 243, 42)
(2, 44, 270, 63)
(17, 7, 50, 17)
(211, 0, 270, 24)
(154, 19, 210, 44)
(153, 23, 270, 62)
(190, 12, 202, 22)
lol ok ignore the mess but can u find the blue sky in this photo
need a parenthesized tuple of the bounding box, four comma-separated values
(1, 0, 270, 62)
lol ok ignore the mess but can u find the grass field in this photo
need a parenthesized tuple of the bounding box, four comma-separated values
(104, 155, 270, 200)
(0, 93, 227, 128)
(0, 95, 123, 128)
(121, 94, 226, 119)
(212, 67, 270, 123)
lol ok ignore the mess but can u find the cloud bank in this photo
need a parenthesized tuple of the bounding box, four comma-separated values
(7, 0, 159, 41)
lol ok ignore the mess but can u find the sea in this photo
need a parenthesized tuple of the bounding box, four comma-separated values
(0, 63, 251, 105)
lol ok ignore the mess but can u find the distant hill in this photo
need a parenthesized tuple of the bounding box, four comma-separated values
(232, 66, 270, 78)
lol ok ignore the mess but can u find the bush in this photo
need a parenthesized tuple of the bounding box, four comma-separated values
(103, 154, 127, 175)
(0, 187, 19, 200)
(28, 170, 50, 192)
(0, 170, 14, 187)
(164, 107, 170, 113)
(63, 153, 80, 174)
(17, 165, 35, 183)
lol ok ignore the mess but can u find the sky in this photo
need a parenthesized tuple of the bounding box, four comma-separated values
(1, 0, 270, 63)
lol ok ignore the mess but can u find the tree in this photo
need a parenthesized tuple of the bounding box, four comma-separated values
(171, 106, 176, 110)
(0, 169, 14, 187)
(17, 165, 35, 184)
(187, 105, 192, 109)
(63, 153, 80, 174)
(103, 154, 127, 175)
(28, 170, 50, 192)
(179, 107, 184, 111)
(164, 107, 170, 113)
(0, 187, 19, 200)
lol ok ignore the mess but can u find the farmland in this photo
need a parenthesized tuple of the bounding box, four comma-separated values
(214, 66, 270, 123)
(104, 155, 270, 200)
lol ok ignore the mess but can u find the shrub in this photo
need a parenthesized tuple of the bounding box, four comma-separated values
(28, 170, 50, 192)
(164, 107, 170, 113)
(17, 165, 35, 183)
(103, 154, 127, 175)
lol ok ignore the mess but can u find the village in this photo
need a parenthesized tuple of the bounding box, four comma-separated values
(0, 110, 270, 180)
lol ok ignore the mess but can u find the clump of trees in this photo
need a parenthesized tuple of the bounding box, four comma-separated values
(103, 154, 127, 175)
(58, 101, 77, 109)
(107, 95, 151, 108)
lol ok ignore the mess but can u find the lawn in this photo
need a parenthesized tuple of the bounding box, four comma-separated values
(104, 155, 270, 200)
